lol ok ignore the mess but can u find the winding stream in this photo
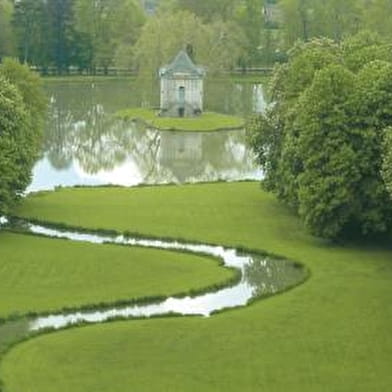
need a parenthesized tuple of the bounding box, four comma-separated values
(3, 219, 307, 334)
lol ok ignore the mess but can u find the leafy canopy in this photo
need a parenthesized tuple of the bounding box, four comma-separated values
(133, 10, 245, 77)
(249, 32, 392, 239)
(0, 59, 46, 215)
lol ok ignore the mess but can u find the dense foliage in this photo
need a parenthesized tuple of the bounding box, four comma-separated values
(134, 11, 245, 76)
(382, 128, 392, 199)
(5, 0, 392, 72)
(0, 59, 46, 215)
(249, 33, 392, 239)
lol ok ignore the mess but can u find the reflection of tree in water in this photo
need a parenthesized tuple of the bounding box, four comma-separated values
(42, 79, 263, 184)
(45, 97, 75, 170)
(45, 100, 118, 172)
(205, 80, 266, 116)
(45, 100, 161, 176)
(45, 97, 259, 183)
(243, 255, 306, 298)
(71, 105, 129, 174)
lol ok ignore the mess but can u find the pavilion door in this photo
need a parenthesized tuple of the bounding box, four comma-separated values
(178, 86, 185, 117)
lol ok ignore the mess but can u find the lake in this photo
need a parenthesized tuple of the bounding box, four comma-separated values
(28, 78, 265, 192)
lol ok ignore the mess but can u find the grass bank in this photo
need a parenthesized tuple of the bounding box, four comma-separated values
(116, 108, 245, 132)
(2, 182, 392, 391)
(0, 231, 235, 319)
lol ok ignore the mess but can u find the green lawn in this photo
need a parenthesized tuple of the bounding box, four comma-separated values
(116, 108, 245, 131)
(0, 232, 234, 319)
(2, 182, 392, 391)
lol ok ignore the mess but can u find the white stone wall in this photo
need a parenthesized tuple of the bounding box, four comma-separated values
(160, 76, 203, 116)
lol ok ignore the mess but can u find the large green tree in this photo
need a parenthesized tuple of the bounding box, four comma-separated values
(133, 11, 245, 77)
(382, 127, 392, 199)
(0, 58, 46, 139)
(12, 0, 49, 66)
(0, 0, 15, 58)
(159, 0, 238, 22)
(249, 34, 392, 239)
(235, 0, 265, 65)
(46, 0, 75, 73)
(74, 0, 145, 72)
(365, 0, 392, 38)
(279, 0, 363, 49)
(0, 59, 46, 215)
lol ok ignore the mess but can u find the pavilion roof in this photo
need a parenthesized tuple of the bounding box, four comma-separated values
(160, 50, 205, 78)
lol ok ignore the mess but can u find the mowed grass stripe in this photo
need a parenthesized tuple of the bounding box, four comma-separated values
(2, 182, 392, 391)
(0, 232, 235, 318)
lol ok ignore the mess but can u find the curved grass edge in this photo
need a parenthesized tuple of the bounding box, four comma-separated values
(0, 220, 310, 392)
(26, 179, 259, 198)
(5, 216, 311, 312)
(0, 228, 241, 323)
(115, 108, 246, 132)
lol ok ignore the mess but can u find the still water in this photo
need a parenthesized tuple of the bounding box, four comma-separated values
(5, 219, 307, 331)
(28, 78, 265, 192)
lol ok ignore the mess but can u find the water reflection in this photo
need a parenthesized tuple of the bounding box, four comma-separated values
(28, 80, 265, 192)
(4, 219, 307, 330)
(244, 255, 305, 298)
(29, 107, 262, 192)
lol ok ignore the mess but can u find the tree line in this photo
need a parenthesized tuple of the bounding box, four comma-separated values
(249, 32, 392, 240)
(2, 0, 392, 74)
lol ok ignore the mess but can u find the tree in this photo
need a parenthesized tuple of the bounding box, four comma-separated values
(382, 127, 392, 199)
(279, 0, 313, 47)
(365, 0, 392, 38)
(12, 0, 49, 66)
(46, 0, 75, 73)
(0, 0, 15, 58)
(74, 0, 145, 72)
(0, 58, 46, 139)
(291, 65, 361, 238)
(0, 59, 46, 215)
(342, 31, 392, 73)
(311, 0, 362, 41)
(235, 0, 265, 65)
(0, 77, 33, 214)
(279, 0, 363, 49)
(159, 0, 238, 22)
(351, 61, 392, 234)
(249, 34, 392, 239)
(133, 11, 245, 77)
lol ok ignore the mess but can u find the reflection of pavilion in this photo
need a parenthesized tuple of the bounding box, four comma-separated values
(158, 132, 204, 182)
(38, 94, 262, 190)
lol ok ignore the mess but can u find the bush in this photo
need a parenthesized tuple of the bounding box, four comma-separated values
(0, 60, 46, 215)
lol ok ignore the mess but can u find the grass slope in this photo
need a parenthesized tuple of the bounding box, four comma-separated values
(2, 182, 392, 391)
(116, 108, 245, 131)
(0, 232, 234, 318)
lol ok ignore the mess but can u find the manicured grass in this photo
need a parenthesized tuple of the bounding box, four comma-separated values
(2, 182, 392, 391)
(0, 232, 235, 319)
(116, 108, 245, 131)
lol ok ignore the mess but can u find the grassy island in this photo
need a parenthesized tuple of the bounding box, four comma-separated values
(1, 182, 392, 392)
(116, 108, 245, 132)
